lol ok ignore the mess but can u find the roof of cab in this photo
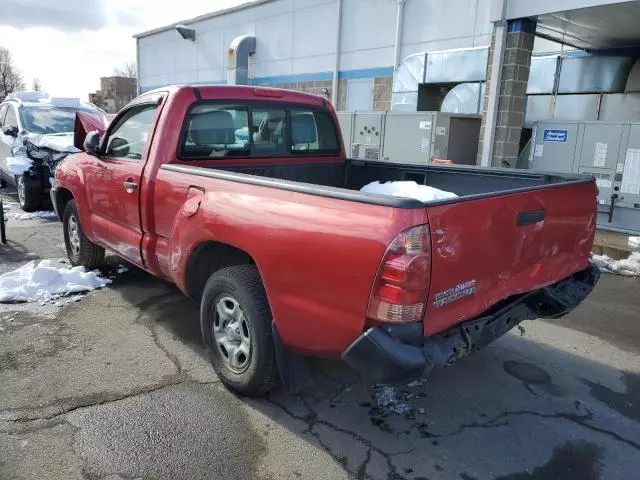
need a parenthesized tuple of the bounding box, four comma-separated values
(142, 84, 328, 107)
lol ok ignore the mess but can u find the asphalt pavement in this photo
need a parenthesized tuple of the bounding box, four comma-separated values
(1, 189, 639, 480)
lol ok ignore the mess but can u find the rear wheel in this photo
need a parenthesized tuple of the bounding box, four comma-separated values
(201, 265, 278, 397)
(63, 200, 105, 268)
(16, 175, 42, 212)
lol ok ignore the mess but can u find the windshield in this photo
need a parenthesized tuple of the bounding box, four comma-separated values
(19, 106, 95, 135)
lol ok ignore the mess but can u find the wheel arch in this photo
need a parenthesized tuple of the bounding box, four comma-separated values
(54, 187, 74, 220)
(185, 240, 258, 301)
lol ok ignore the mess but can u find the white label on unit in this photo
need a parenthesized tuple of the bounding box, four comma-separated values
(436, 126, 446, 136)
(617, 162, 625, 174)
(419, 121, 431, 130)
(596, 178, 612, 189)
(534, 144, 544, 157)
(593, 142, 607, 167)
(421, 138, 430, 153)
(621, 148, 640, 195)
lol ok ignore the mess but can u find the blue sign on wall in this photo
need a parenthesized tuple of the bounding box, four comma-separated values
(543, 129, 568, 143)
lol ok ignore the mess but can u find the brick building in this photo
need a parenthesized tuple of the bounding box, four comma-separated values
(89, 76, 137, 114)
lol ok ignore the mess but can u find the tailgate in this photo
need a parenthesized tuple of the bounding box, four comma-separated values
(423, 181, 596, 336)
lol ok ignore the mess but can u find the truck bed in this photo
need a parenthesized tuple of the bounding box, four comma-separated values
(164, 159, 592, 207)
(162, 158, 596, 339)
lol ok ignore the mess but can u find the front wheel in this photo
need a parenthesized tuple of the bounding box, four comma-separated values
(16, 175, 42, 212)
(201, 265, 278, 397)
(63, 200, 105, 268)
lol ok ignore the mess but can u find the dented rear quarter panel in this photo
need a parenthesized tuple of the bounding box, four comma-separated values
(153, 168, 429, 356)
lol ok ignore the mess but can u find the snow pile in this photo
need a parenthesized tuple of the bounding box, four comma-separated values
(361, 181, 458, 203)
(13, 211, 58, 220)
(0, 260, 111, 303)
(591, 252, 640, 277)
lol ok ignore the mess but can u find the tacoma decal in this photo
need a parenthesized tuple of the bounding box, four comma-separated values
(433, 280, 477, 307)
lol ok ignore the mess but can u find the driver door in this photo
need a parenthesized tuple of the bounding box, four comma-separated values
(84, 100, 160, 266)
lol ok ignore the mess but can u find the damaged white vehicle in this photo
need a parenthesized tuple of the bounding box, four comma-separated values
(0, 92, 106, 211)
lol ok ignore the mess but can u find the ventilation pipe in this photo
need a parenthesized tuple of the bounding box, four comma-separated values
(393, 0, 406, 70)
(479, 0, 507, 167)
(227, 35, 256, 86)
(332, 0, 343, 106)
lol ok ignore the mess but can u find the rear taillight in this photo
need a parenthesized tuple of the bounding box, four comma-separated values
(366, 224, 431, 324)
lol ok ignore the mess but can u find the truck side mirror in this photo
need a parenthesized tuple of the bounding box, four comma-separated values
(2, 125, 18, 137)
(83, 131, 101, 156)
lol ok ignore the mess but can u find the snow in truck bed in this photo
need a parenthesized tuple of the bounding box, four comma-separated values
(360, 181, 457, 203)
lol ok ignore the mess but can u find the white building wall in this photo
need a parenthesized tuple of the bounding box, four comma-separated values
(137, 0, 495, 92)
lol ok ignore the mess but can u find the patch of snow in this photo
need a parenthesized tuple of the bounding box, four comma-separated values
(117, 265, 129, 274)
(13, 211, 58, 220)
(361, 181, 457, 203)
(0, 260, 111, 303)
(591, 252, 640, 277)
(407, 379, 424, 387)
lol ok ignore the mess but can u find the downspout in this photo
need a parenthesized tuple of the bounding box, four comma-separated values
(135, 37, 141, 95)
(480, 0, 507, 167)
(331, 0, 343, 106)
(393, 0, 406, 70)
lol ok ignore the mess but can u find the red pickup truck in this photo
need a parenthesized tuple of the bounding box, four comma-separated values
(51, 85, 599, 396)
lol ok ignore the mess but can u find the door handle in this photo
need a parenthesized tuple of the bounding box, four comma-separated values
(516, 209, 545, 226)
(123, 179, 138, 193)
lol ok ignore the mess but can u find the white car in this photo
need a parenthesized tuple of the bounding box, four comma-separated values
(0, 92, 105, 211)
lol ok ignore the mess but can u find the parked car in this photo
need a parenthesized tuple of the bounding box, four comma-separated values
(51, 85, 599, 396)
(0, 92, 106, 211)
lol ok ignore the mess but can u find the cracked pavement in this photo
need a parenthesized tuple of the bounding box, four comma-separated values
(1, 189, 640, 479)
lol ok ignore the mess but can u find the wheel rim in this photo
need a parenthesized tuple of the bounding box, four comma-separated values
(212, 295, 252, 373)
(17, 176, 25, 206)
(68, 215, 81, 257)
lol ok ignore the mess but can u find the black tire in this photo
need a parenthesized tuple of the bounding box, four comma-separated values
(200, 265, 278, 397)
(62, 200, 105, 268)
(16, 175, 42, 212)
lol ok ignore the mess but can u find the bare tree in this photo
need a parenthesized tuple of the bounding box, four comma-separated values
(0, 47, 25, 101)
(113, 62, 137, 79)
(32, 77, 42, 92)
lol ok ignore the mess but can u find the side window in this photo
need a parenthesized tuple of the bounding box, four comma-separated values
(289, 108, 339, 154)
(0, 105, 7, 127)
(180, 105, 250, 159)
(104, 104, 158, 160)
(4, 105, 18, 128)
(251, 108, 286, 154)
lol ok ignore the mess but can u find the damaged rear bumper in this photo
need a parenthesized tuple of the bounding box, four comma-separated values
(342, 265, 600, 384)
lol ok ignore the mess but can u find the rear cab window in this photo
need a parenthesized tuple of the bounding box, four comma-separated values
(178, 101, 340, 160)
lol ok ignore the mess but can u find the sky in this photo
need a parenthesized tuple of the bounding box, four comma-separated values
(0, 0, 248, 100)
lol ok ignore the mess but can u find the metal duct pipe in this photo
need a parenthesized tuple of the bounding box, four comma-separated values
(480, 0, 506, 167)
(227, 34, 256, 86)
(332, 0, 343, 106)
(393, 0, 406, 70)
